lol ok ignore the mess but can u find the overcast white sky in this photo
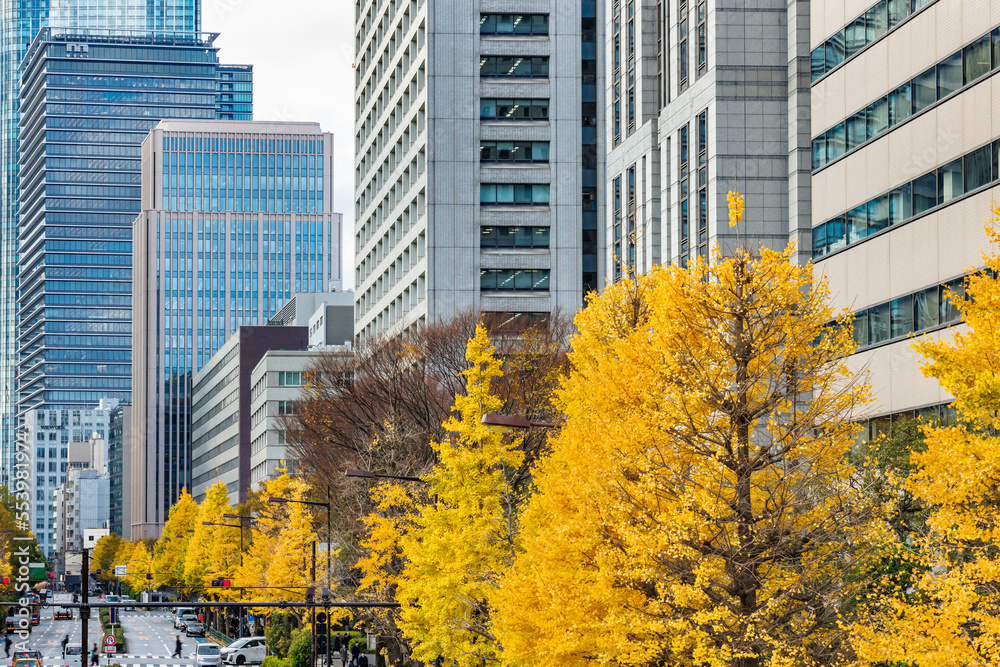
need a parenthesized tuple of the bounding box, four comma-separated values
(204, 0, 357, 289)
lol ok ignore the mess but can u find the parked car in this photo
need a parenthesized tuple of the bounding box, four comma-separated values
(221, 637, 267, 665)
(194, 644, 222, 667)
(185, 620, 205, 637)
(174, 608, 196, 629)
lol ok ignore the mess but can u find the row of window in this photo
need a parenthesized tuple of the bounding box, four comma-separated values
(163, 135, 323, 155)
(813, 26, 1000, 170)
(480, 13, 548, 36)
(479, 184, 550, 206)
(480, 226, 550, 249)
(480, 98, 549, 121)
(811, 0, 933, 82)
(277, 371, 304, 386)
(813, 138, 1000, 258)
(480, 141, 549, 163)
(47, 170, 140, 185)
(480, 269, 551, 291)
(850, 276, 965, 349)
(47, 74, 218, 91)
(479, 56, 549, 78)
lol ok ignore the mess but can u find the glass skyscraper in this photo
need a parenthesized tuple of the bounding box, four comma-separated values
(131, 120, 340, 539)
(16, 27, 251, 423)
(0, 0, 201, 483)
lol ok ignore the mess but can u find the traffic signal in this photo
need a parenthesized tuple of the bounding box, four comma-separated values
(305, 586, 315, 602)
(147, 573, 153, 581)
(1, 577, 8, 585)
(210, 578, 222, 587)
(222, 579, 230, 587)
(315, 612, 328, 654)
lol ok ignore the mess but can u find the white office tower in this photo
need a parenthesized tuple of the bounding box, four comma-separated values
(810, 0, 999, 428)
(354, 0, 604, 339)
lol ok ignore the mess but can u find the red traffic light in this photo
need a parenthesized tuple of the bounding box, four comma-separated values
(222, 579, 230, 587)
(48, 573, 54, 579)
(2, 577, 8, 585)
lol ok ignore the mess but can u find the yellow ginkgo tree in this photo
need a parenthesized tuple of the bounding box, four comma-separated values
(357, 325, 524, 666)
(852, 206, 1000, 666)
(185, 482, 241, 588)
(152, 489, 197, 590)
(492, 194, 890, 667)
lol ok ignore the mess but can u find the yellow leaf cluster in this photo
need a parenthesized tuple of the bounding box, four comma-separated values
(492, 237, 881, 666)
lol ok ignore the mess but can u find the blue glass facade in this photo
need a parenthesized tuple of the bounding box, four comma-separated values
(0, 0, 200, 483)
(132, 121, 338, 537)
(16, 28, 252, 423)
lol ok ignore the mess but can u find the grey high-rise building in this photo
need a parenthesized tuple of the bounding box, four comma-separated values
(0, 0, 201, 482)
(604, 0, 811, 279)
(353, 0, 604, 339)
(132, 120, 340, 539)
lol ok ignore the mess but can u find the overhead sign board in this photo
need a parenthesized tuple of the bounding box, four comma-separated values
(114, 565, 127, 577)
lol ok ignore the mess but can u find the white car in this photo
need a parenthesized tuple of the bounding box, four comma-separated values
(220, 637, 267, 665)
(194, 644, 222, 667)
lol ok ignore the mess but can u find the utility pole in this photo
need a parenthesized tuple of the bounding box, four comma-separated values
(80, 551, 89, 667)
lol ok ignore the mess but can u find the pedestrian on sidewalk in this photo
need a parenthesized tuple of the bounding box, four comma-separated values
(350, 640, 360, 667)
(90, 644, 99, 666)
(4, 634, 11, 657)
(62, 635, 69, 657)
(172, 635, 183, 658)
(339, 644, 347, 667)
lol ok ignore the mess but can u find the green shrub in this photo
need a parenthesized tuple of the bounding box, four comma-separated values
(264, 613, 295, 659)
(288, 630, 311, 667)
(261, 657, 289, 667)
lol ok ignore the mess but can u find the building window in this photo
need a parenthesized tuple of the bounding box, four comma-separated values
(480, 98, 549, 120)
(678, 0, 689, 91)
(813, 25, 1000, 170)
(480, 227, 550, 249)
(479, 56, 549, 78)
(480, 269, 551, 292)
(696, 0, 707, 76)
(613, 0, 621, 144)
(479, 184, 550, 206)
(697, 109, 708, 260)
(277, 400, 296, 415)
(613, 176, 623, 281)
(479, 141, 549, 163)
(627, 165, 637, 273)
(479, 14, 549, 35)
(813, 137, 1000, 258)
(678, 124, 690, 265)
(277, 371, 302, 386)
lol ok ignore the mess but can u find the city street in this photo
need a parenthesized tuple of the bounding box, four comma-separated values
(16, 611, 211, 667)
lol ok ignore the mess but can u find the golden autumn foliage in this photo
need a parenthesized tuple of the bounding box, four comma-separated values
(357, 326, 525, 666)
(492, 215, 888, 666)
(851, 207, 1000, 666)
(184, 482, 241, 588)
(152, 488, 197, 589)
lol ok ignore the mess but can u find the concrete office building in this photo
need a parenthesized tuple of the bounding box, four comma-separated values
(353, 0, 603, 339)
(810, 0, 1000, 425)
(249, 344, 352, 488)
(0, 0, 202, 487)
(108, 403, 131, 539)
(604, 0, 810, 278)
(132, 120, 341, 538)
(20, 400, 115, 558)
(53, 466, 109, 558)
(189, 326, 308, 505)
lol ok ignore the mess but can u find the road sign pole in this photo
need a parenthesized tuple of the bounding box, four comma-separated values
(80, 551, 89, 667)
